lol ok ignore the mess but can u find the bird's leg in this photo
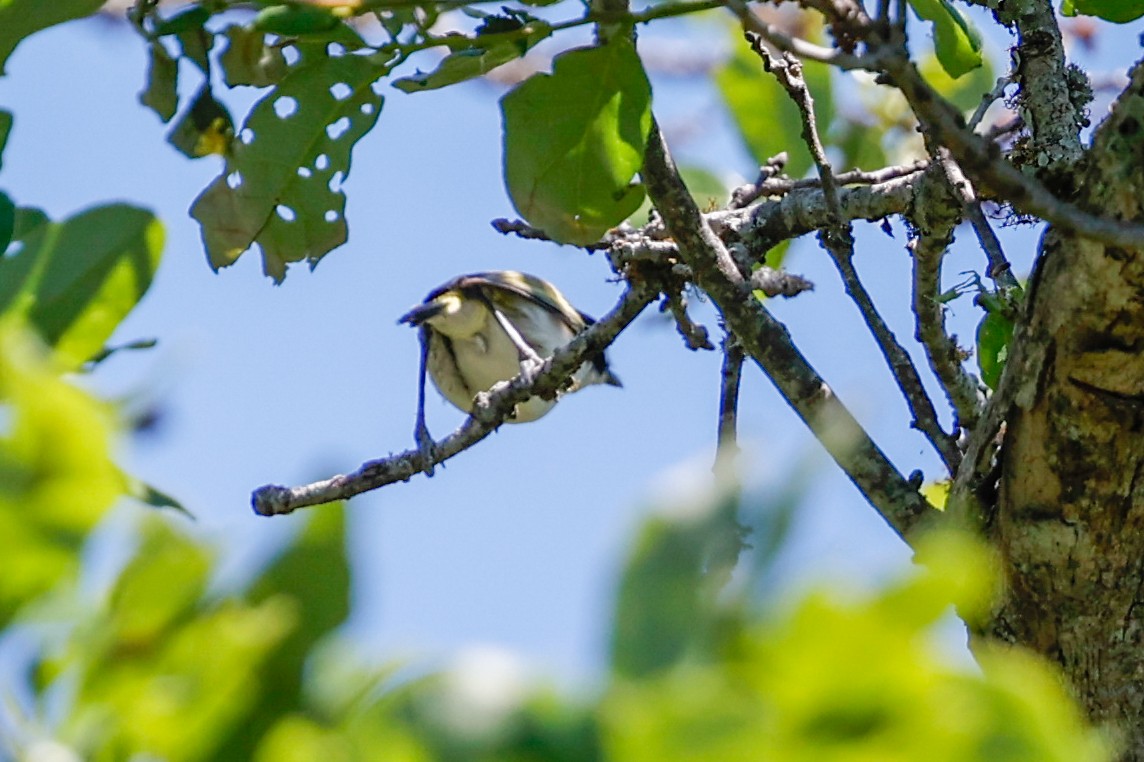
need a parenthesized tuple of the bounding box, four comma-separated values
(414, 326, 438, 476)
(490, 307, 546, 384)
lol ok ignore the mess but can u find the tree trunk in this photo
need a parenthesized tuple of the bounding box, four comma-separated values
(991, 61, 1144, 758)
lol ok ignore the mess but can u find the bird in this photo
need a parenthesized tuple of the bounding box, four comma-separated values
(399, 271, 621, 470)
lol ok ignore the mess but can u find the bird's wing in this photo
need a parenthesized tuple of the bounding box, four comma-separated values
(458, 271, 591, 332)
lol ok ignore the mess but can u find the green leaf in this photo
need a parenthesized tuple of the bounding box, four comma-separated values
(214, 503, 351, 761)
(140, 42, 180, 123)
(611, 491, 743, 678)
(0, 0, 104, 76)
(221, 26, 289, 88)
(908, 0, 983, 78)
(0, 109, 12, 170)
(976, 308, 1013, 390)
(918, 52, 994, 113)
(0, 323, 122, 627)
(835, 119, 887, 172)
(628, 165, 726, 227)
(249, 502, 351, 676)
(393, 23, 552, 93)
(0, 204, 164, 369)
(66, 519, 296, 762)
(176, 26, 214, 74)
(1060, 0, 1144, 21)
(125, 475, 193, 518)
(254, 3, 342, 35)
(715, 29, 833, 179)
(167, 84, 235, 158)
(151, 4, 211, 37)
(191, 52, 385, 281)
(502, 37, 651, 246)
(0, 191, 14, 254)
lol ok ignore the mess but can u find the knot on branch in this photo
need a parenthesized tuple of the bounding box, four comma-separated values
(749, 266, 815, 297)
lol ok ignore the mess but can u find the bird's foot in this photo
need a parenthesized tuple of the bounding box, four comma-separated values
(415, 422, 439, 477)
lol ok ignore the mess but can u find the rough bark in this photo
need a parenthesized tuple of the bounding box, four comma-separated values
(991, 60, 1144, 757)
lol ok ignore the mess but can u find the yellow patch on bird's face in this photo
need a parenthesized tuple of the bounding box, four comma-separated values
(423, 291, 489, 338)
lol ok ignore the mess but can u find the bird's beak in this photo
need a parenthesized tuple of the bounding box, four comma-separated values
(398, 300, 447, 326)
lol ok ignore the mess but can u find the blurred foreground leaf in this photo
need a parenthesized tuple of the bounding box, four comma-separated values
(0, 0, 103, 75)
(0, 203, 163, 369)
(0, 323, 122, 628)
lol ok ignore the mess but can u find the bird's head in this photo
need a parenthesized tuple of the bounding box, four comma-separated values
(398, 289, 490, 339)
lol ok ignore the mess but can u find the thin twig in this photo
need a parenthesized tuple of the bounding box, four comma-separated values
(968, 74, 1013, 130)
(756, 40, 960, 472)
(252, 283, 658, 516)
(725, 0, 874, 70)
(642, 119, 933, 541)
(881, 55, 1144, 250)
(664, 290, 715, 350)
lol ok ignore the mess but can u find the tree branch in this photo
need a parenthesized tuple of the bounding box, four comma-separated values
(907, 167, 983, 435)
(878, 55, 1144, 250)
(756, 40, 960, 472)
(641, 119, 933, 541)
(1005, 0, 1086, 171)
(251, 283, 657, 516)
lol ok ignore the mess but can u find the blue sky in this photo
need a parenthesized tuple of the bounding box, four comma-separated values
(0, 5, 1134, 683)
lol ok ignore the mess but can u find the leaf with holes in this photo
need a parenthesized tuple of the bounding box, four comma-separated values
(0, 204, 163, 369)
(909, 0, 983, 79)
(502, 37, 651, 246)
(190, 53, 385, 281)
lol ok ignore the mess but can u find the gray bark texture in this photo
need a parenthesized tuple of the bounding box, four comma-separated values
(990, 60, 1144, 757)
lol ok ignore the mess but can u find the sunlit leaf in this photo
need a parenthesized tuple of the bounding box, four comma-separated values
(1060, 0, 1144, 21)
(976, 307, 1013, 390)
(908, 0, 983, 78)
(502, 37, 651, 246)
(190, 51, 385, 281)
(0, 0, 103, 75)
(0, 323, 121, 627)
(918, 52, 994, 113)
(0, 204, 164, 369)
(67, 520, 296, 762)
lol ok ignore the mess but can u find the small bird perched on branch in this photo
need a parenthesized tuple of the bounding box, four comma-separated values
(399, 271, 622, 469)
